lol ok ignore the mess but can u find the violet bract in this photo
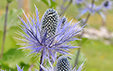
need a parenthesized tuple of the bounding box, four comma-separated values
(18, 5, 83, 66)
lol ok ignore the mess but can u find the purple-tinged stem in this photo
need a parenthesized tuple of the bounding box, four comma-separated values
(59, 0, 72, 16)
(1, 2, 9, 59)
(60, 0, 66, 11)
(74, 0, 95, 67)
(39, 51, 43, 71)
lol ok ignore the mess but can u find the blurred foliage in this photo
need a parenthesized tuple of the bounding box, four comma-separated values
(0, 9, 22, 31)
(7, 0, 13, 3)
(81, 39, 113, 71)
(69, 38, 88, 68)
(0, 9, 22, 53)
(41, 0, 57, 8)
(69, 50, 87, 68)
(1, 48, 31, 70)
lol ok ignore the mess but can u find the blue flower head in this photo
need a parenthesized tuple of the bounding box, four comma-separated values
(101, 0, 113, 10)
(41, 8, 58, 45)
(77, 1, 101, 17)
(41, 56, 84, 71)
(18, 5, 83, 64)
(56, 56, 84, 71)
(56, 56, 71, 71)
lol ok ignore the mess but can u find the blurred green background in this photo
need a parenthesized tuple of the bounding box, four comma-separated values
(0, 0, 113, 71)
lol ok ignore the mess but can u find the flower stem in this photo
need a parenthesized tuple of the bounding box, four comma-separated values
(1, 2, 9, 59)
(59, 0, 72, 16)
(60, 0, 66, 11)
(74, 0, 95, 67)
(39, 51, 43, 71)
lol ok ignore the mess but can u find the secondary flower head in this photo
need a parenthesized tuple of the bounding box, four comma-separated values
(56, 56, 71, 71)
(101, 0, 113, 10)
(56, 56, 84, 71)
(41, 56, 84, 71)
(18, 5, 83, 64)
(78, 1, 101, 17)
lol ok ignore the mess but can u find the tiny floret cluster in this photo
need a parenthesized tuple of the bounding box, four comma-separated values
(56, 56, 71, 71)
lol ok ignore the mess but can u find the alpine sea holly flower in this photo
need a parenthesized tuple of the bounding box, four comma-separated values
(97, 0, 113, 21)
(77, 2, 101, 18)
(56, 56, 84, 71)
(41, 8, 58, 45)
(56, 56, 71, 71)
(101, 0, 113, 11)
(18, 5, 83, 65)
(41, 56, 84, 71)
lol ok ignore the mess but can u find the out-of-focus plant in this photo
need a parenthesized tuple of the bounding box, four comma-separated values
(0, 0, 26, 70)
(0, 9, 22, 31)
(50, 0, 113, 67)
(67, 0, 113, 67)
(41, 0, 57, 8)
(75, 0, 113, 25)
(7, 0, 13, 3)
(1, 0, 13, 61)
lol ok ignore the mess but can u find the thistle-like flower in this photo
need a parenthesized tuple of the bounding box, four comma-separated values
(18, 5, 83, 65)
(101, 0, 113, 11)
(56, 56, 84, 71)
(41, 56, 84, 71)
(56, 56, 71, 71)
(41, 8, 58, 45)
(77, 1, 101, 17)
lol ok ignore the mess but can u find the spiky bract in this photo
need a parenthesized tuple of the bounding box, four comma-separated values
(18, 5, 83, 65)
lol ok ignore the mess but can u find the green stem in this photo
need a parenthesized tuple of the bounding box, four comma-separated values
(1, 2, 9, 59)
(59, 0, 72, 16)
(74, 0, 95, 67)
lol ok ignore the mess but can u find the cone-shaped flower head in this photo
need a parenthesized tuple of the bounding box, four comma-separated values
(101, 0, 113, 10)
(56, 56, 71, 71)
(104, 1, 109, 6)
(41, 9, 58, 44)
(56, 56, 84, 71)
(18, 5, 83, 64)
